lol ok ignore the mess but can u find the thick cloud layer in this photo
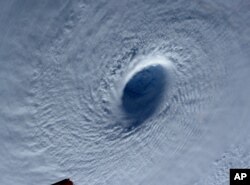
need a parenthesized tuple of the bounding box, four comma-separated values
(0, 0, 250, 185)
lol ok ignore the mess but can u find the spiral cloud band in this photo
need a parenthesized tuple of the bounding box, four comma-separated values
(0, 0, 250, 185)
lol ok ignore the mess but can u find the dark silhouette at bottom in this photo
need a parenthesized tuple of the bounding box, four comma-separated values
(51, 179, 73, 185)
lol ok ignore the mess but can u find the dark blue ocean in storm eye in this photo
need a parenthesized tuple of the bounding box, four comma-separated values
(122, 65, 167, 126)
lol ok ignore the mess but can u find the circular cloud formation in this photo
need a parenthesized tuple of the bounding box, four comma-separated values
(0, 1, 250, 185)
(122, 64, 167, 126)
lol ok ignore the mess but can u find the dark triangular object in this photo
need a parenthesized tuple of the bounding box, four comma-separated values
(51, 178, 73, 185)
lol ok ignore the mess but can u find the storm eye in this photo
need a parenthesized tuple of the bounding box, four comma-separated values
(121, 65, 167, 124)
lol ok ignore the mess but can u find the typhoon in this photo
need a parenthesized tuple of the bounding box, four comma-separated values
(0, 0, 250, 185)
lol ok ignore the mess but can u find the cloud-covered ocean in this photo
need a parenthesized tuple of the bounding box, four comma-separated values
(0, 0, 250, 184)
